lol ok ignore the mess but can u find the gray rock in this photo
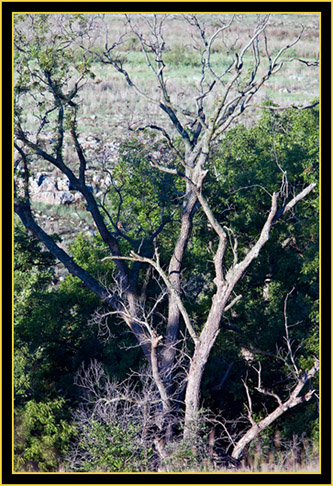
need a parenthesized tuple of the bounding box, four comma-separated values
(32, 190, 74, 205)
(38, 178, 58, 193)
(57, 177, 71, 191)
(74, 192, 84, 203)
(60, 192, 74, 205)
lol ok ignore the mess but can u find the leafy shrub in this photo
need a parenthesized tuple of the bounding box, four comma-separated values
(65, 418, 153, 472)
(164, 46, 201, 67)
(14, 398, 74, 472)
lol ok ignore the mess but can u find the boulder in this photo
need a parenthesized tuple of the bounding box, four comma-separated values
(41, 179, 57, 192)
(57, 177, 71, 191)
(31, 190, 74, 205)
(74, 192, 84, 203)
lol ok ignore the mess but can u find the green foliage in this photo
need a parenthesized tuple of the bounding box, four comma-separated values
(69, 232, 113, 276)
(66, 419, 153, 472)
(14, 398, 74, 472)
(13, 222, 143, 471)
(13, 11, 320, 473)
(14, 14, 96, 145)
(14, 14, 94, 82)
(107, 138, 183, 242)
(14, 222, 141, 407)
(14, 220, 58, 402)
(199, 106, 319, 446)
(14, 220, 55, 297)
(14, 222, 96, 403)
(14, 94, 319, 470)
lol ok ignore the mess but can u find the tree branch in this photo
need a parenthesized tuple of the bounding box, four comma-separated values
(232, 359, 319, 460)
(273, 183, 317, 222)
(14, 199, 114, 307)
(226, 183, 316, 284)
(101, 249, 199, 344)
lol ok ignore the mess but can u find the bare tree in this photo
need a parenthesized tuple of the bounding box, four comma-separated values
(66, 360, 164, 471)
(14, 13, 319, 464)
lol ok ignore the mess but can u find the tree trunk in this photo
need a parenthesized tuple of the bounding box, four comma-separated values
(160, 190, 197, 392)
(183, 351, 206, 439)
(14, 199, 152, 362)
(183, 285, 232, 440)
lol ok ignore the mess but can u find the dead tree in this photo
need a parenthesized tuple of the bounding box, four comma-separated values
(226, 289, 319, 461)
(14, 13, 319, 456)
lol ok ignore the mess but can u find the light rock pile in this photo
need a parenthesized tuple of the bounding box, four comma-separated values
(17, 134, 123, 206)
(30, 173, 81, 205)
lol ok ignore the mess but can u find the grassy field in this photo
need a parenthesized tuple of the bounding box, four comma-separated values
(72, 13, 319, 140)
(21, 14, 319, 141)
(17, 13, 320, 246)
(14, 14, 320, 473)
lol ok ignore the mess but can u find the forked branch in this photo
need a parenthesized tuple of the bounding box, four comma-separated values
(101, 250, 199, 344)
(231, 358, 319, 460)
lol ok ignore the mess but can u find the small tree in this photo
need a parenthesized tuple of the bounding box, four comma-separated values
(14, 13, 319, 466)
(65, 360, 158, 472)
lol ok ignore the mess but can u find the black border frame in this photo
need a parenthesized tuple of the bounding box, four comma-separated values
(3, 2, 331, 484)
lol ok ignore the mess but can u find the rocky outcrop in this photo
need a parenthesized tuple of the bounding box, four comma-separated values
(29, 171, 114, 206)
(19, 135, 122, 206)
(29, 173, 75, 205)
(32, 190, 74, 205)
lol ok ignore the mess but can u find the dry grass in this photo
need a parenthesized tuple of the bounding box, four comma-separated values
(15, 13, 319, 141)
(162, 457, 320, 474)
(16, 13, 320, 244)
(211, 463, 320, 474)
(72, 13, 319, 140)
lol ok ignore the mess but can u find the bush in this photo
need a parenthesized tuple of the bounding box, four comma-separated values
(14, 398, 74, 472)
(164, 46, 201, 67)
(65, 417, 153, 472)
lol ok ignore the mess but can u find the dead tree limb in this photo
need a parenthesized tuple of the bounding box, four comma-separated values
(231, 359, 319, 460)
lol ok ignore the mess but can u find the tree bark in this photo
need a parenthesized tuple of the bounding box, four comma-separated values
(182, 185, 316, 441)
(183, 284, 232, 439)
(231, 360, 319, 460)
(160, 190, 197, 391)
